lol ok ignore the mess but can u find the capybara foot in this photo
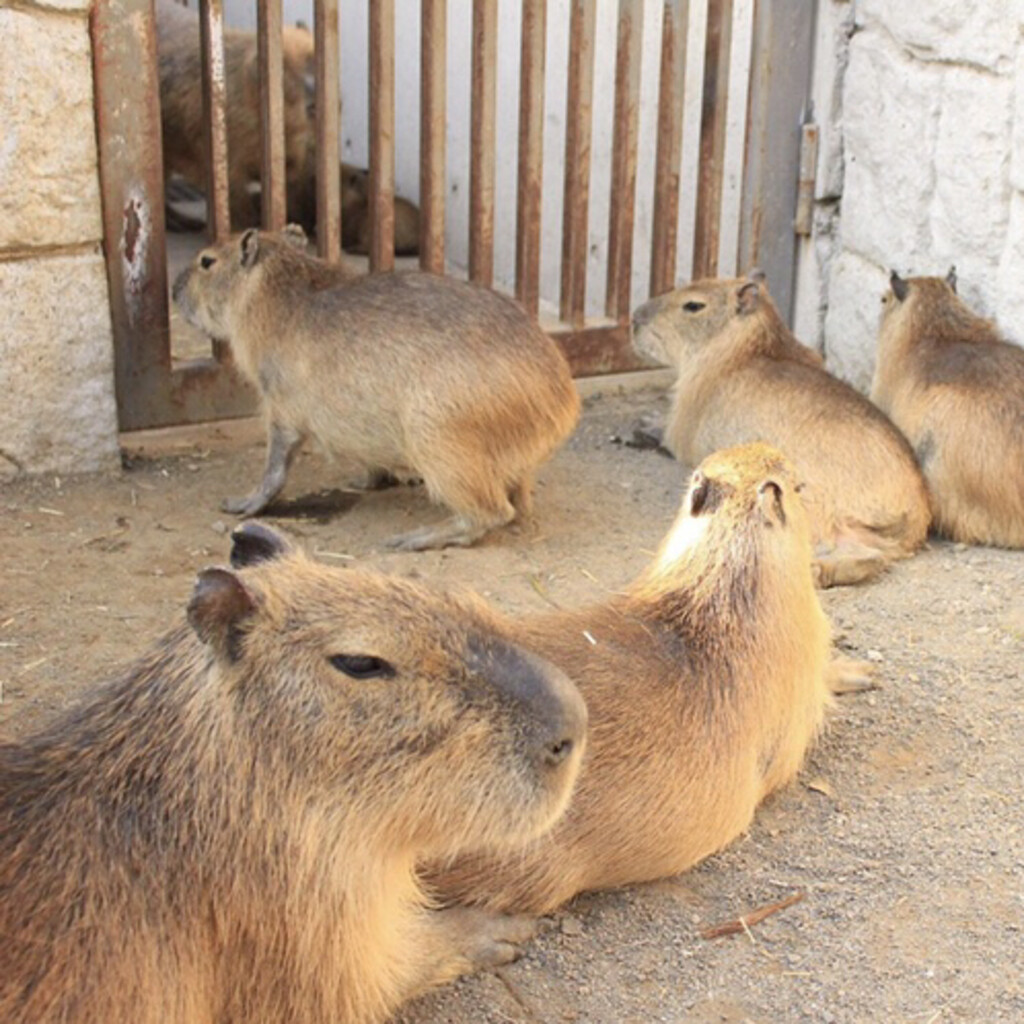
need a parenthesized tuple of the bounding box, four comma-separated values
(222, 492, 272, 517)
(813, 539, 887, 588)
(827, 657, 878, 695)
(425, 907, 538, 987)
(385, 514, 507, 552)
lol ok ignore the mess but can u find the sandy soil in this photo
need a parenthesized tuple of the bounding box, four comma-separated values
(1, 386, 1021, 1023)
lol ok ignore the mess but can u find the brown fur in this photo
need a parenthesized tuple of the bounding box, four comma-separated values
(171, 229, 580, 549)
(427, 442, 834, 914)
(632, 275, 931, 586)
(0, 523, 586, 1024)
(294, 163, 422, 256)
(872, 271, 1024, 547)
(156, 0, 316, 227)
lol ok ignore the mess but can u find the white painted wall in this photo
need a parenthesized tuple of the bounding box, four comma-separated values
(811, 0, 1024, 390)
(222, 0, 755, 319)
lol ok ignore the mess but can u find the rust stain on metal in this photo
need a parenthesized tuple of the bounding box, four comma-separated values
(604, 0, 643, 324)
(258, 0, 287, 231)
(315, 0, 341, 262)
(470, 0, 497, 287)
(420, 0, 446, 273)
(199, 0, 231, 241)
(515, 0, 547, 318)
(550, 322, 647, 377)
(560, 0, 596, 326)
(692, 0, 734, 278)
(650, 0, 688, 298)
(369, 0, 396, 272)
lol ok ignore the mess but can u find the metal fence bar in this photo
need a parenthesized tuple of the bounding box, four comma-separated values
(315, 0, 342, 262)
(257, 0, 287, 231)
(650, 0, 689, 297)
(692, 0, 734, 278)
(738, 0, 815, 322)
(604, 0, 643, 323)
(470, 0, 497, 286)
(515, 0, 547, 317)
(420, 0, 447, 273)
(198, 0, 231, 241)
(559, 0, 596, 326)
(369, 0, 396, 271)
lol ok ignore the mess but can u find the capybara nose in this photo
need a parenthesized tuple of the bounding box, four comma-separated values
(171, 268, 188, 304)
(467, 636, 587, 766)
(631, 299, 657, 332)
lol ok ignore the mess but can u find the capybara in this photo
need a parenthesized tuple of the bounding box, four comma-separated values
(872, 269, 1024, 547)
(428, 443, 839, 913)
(293, 162, 422, 256)
(631, 272, 931, 586)
(0, 521, 587, 1024)
(156, 0, 316, 228)
(172, 228, 581, 550)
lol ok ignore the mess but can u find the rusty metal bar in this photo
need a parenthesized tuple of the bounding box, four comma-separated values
(604, 0, 644, 323)
(198, 0, 231, 240)
(420, 0, 447, 273)
(515, 0, 547, 317)
(91, 0, 171, 431)
(548, 322, 648, 376)
(692, 0, 734, 278)
(738, 0, 816, 321)
(369, 0, 396, 271)
(469, 0, 497, 286)
(258, 0, 287, 230)
(315, 0, 342, 262)
(559, 0, 596, 326)
(650, 0, 689, 297)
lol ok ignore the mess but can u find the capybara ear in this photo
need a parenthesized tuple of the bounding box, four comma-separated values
(889, 270, 909, 302)
(188, 567, 256, 660)
(946, 265, 957, 293)
(746, 267, 766, 284)
(240, 229, 260, 268)
(281, 223, 308, 250)
(756, 479, 787, 528)
(230, 521, 294, 568)
(736, 280, 761, 316)
(688, 472, 711, 516)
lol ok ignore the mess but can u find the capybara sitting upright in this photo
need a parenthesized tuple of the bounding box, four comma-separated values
(429, 443, 837, 914)
(172, 229, 580, 550)
(0, 523, 587, 1024)
(873, 269, 1024, 548)
(631, 274, 931, 586)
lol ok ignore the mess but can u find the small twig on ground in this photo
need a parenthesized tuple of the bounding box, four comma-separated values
(528, 574, 562, 610)
(700, 892, 805, 940)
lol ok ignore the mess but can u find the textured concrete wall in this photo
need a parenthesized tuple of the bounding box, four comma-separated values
(819, 0, 1023, 391)
(0, 1, 119, 478)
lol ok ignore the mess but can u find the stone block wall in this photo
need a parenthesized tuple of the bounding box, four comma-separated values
(817, 0, 1024, 390)
(0, 0, 119, 478)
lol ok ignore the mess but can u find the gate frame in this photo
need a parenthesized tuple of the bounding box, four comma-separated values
(93, 0, 816, 434)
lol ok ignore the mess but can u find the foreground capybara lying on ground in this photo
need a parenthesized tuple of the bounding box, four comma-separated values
(873, 269, 1024, 548)
(172, 228, 580, 550)
(429, 443, 848, 913)
(0, 523, 586, 1024)
(631, 273, 931, 586)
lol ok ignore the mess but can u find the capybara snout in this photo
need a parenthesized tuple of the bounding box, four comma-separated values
(465, 635, 587, 773)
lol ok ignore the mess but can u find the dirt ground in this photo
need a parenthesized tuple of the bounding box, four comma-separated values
(2, 386, 1022, 1024)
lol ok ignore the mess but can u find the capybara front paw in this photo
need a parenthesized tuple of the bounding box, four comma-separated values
(221, 494, 268, 517)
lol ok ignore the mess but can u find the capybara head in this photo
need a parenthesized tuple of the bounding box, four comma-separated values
(172, 229, 295, 341)
(879, 267, 964, 342)
(632, 270, 770, 369)
(646, 442, 812, 592)
(193, 522, 587, 857)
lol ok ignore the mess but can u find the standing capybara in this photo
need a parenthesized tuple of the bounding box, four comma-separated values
(156, 0, 316, 228)
(872, 269, 1024, 547)
(0, 522, 587, 1024)
(428, 443, 840, 914)
(631, 273, 931, 586)
(172, 228, 581, 550)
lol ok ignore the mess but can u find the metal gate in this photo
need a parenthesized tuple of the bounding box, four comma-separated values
(92, 0, 816, 432)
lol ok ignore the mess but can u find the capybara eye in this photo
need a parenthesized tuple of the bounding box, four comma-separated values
(328, 654, 395, 680)
(682, 300, 705, 313)
(200, 255, 217, 270)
